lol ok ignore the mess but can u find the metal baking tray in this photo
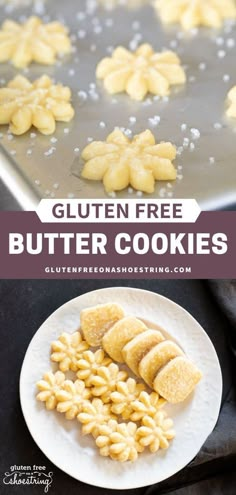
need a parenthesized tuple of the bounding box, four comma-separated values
(0, 0, 236, 210)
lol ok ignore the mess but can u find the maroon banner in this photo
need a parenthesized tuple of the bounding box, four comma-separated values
(0, 211, 235, 279)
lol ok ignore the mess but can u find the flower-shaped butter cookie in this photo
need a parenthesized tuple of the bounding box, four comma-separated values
(91, 363, 128, 403)
(51, 331, 89, 372)
(77, 349, 112, 387)
(226, 86, 236, 118)
(137, 411, 175, 453)
(96, 421, 143, 462)
(0, 75, 74, 135)
(110, 378, 145, 418)
(81, 129, 177, 194)
(130, 391, 166, 422)
(36, 371, 65, 410)
(96, 43, 186, 100)
(77, 398, 116, 437)
(56, 379, 91, 420)
(0, 16, 71, 68)
(155, 0, 236, 30)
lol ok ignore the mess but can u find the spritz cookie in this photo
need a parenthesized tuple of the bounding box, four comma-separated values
(96, 420, 144, 461)
(77, 398, 116, 437)
(91, 362, 128, 402)
(110, 377, 145, 418)
(81, 129, 177, 194)
(81, 303, 125, 346)
(0, 16, 71, 68)
(76, 349, 112, 387)
(226, 86, 236, 118)
(36, 371, 65, 410)
(0, 75, 74, 135)
(96, 43, 186, 101)
(130, 390, 166, 422)
(51, 331, 89, 372)
(137, 411, 175, 453)
(56, 379, 91, 420)
(155, 0, 236, 30)
(102, 316, 147, 362)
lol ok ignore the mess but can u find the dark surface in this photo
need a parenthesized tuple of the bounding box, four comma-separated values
(0, 279, 236, 495)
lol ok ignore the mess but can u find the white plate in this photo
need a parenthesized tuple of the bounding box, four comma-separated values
(20, 287, 222, 490)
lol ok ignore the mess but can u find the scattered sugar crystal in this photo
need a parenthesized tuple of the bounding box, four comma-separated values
(223, 74, 230, 82)
(167, 191, 173, 197)
(109, 191, 116, 198)
(226, 38, 235, 48)
(181, 123, 187, 132)
(90, 44, 97, 52)
(190, 27, 199, 36)
(209, 157, 215, 164)
(136, 190, 143, 197)
(128, 187, 134, 194)
(89, 82, 96, 89)
(190, 128, 200, 140)
(67, 193, 75, 198)
(35, 180, 41, 186)
(64, 128, 70, 134)
(78, 30, 86, 39)
(199, 62, 206, 70)
(87, 137, 93, 142)
(27, 149, 33, 155)
(30, 132, 37, 139)
(214, 122, 222, 130)
(50, 137, 58, 143)
(77, 11, 86, 21)
(183, 137, 189, 147)
(45, 190, 50, 196)
(99, 121, 106, 128)
(188, 76, 196, 83)
(74, 147, 80, 153)
(94, 25, 102, 34)
(129, 116, 136, 124)
(7, 134, 14, 141)
(105, 18, 113, 27)
(215, 36, 224, 45)
(218, 50, 226, 58)
(162, 96, 169, 102)
(50, 192, 55, 198)
(10, 150, 16, 155)
(159, 187, 166, 197)
(177, 174, 183, 180)
(53, 183, 59, 189)
(189, 142, 195, 151)
(78, 90, 88, 100)
(153, 95, 160, 101)
(167, 183, 172, 189)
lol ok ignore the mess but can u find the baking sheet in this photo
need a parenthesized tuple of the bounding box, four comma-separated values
(0, 0, 236, 210)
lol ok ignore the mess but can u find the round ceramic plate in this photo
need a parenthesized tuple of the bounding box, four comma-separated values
(20, 287, 222, 490)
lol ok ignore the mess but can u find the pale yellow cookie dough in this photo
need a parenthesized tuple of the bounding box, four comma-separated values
(96, 43, 186, 100)
(226, 86, 236, 118)
(81, 129, 177, 194)
(0, 74, 74, 135)
(0, 16, 71, 68)
(155, 0, 236, 30)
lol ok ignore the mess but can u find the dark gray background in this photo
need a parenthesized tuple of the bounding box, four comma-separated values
(0, 279, 236, 495)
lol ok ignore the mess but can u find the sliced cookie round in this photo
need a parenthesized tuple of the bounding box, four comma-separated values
(139, 340, 183, 388)
(122, 329, 165, 376)
(81, 303, 124, 347)
(153, 356, 202, 403)
(102, 316, 147, 363)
